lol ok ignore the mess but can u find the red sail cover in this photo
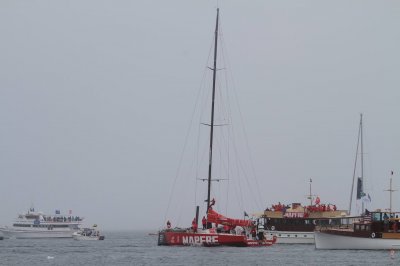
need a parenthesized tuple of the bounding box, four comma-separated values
(207, 209, 253, 227)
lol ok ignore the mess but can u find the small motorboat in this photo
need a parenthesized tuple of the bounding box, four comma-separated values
(73, 226, 104, 241)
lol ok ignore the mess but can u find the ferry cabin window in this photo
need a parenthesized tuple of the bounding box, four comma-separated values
(271, 218, 310, 226)
(46, 224, 69, 228)
(25, 215, 39, 219)
(13, 224, 31, 227)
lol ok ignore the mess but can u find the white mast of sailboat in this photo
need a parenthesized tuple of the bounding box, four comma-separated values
(349, 113, 365, 215)
(360, 113, 364, 214)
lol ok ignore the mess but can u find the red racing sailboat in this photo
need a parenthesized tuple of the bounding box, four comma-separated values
(158, 8, 276, 247)
(159, 207, 276, 247)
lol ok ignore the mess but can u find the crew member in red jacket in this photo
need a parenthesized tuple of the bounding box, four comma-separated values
(192, 218, 198, 233)
(202, 216, 207, 230)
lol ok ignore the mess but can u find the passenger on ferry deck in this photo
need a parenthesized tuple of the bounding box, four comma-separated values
(383, 213, 389, 232)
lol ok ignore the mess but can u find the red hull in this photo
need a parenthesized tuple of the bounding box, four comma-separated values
(158, 230, 276, 247)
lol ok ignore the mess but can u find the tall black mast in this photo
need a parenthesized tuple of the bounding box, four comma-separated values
(206, 8, 219, 212)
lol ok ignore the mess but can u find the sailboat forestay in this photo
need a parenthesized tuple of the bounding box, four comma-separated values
(157, 9, 276, 247)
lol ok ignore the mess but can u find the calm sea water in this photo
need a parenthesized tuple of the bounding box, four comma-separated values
(0, 231, 399, 265)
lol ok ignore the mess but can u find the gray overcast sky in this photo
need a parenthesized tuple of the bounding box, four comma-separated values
(1, 1, 399, 230)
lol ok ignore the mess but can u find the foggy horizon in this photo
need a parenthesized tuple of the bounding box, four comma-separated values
(1, 1, 399, 231)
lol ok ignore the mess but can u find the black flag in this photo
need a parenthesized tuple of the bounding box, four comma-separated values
(356, 177, 363, 199)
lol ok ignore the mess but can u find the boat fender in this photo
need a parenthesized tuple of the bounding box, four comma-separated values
(371, 232, 375, 238)
(270, 226, 275, 231)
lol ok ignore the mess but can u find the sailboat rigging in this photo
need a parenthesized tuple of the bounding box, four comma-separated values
(348, 113, 365, 215)
(157, 8, 276, 247)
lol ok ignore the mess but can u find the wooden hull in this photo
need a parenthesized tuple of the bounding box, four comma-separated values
(315, 231, 400, 250)
(158, 230, 276, 247)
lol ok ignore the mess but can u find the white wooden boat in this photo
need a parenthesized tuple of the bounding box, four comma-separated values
(315, 115, 400, 249)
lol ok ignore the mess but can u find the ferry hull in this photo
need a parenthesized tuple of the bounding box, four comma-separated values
(158, 230, 275, 247)
(315, 231, 400, 250)
(266, 231, 314, 244)
(0, 228, 77, 239)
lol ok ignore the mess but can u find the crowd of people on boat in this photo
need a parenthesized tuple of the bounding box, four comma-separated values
(306, 204, 337, 212)
(376, 212, 400, 233)
(42, 216, 83, 222)
(267, 202, 337, 213)
(267, 202, 290, 212)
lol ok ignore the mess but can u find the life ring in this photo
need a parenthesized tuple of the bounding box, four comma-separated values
(271, 226, 275, 231)
(371, 232, 376, 238)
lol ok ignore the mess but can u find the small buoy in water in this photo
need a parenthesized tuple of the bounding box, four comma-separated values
(390, 249, 395, 259)
(47, 256, 54, 260)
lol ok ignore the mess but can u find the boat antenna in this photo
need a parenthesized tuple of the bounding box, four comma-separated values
(384, 171, 397, 213)
(306, 178, 315, 206)
(206, 8, 219, 213)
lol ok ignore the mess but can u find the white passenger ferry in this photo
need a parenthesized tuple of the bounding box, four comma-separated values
(0, 208, 83, 239)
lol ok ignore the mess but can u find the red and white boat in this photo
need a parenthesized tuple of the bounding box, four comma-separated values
(158, 8, 276, 248)
(159, 208, 276, 247)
